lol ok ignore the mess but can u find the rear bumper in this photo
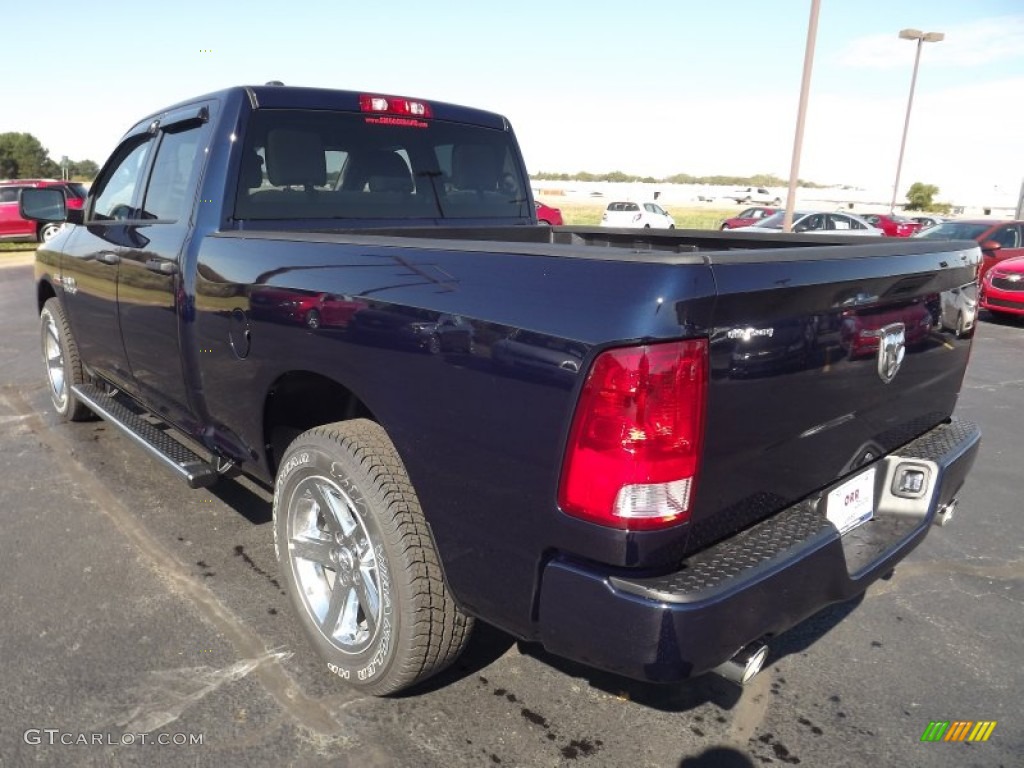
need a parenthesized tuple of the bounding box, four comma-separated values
(536, 418, 980, 683)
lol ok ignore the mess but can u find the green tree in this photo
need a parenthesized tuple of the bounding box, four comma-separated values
(67, 159, 99, 181)
(905, 182, 940, 211)
(0, 132, 61, 178)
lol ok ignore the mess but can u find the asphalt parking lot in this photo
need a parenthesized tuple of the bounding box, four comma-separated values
(1, 259, 1021, 767)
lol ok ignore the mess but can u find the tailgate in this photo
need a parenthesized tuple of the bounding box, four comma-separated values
(688, 239, 980, 551)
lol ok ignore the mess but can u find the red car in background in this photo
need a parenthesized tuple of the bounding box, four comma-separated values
(980, 256, 1024, 319)
(861, 213, 922, 238)
(914, 219, 1024, 279)
(720, 206, 778, 230)
(840, 301, 934, 359)
(535, 200, 563, 225)
(0, 179, 87, 242)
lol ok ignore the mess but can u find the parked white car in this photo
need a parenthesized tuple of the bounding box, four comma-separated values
(728, 187, 782, 205)
(600, 201, 675, 229)
(735, 211, 884, 236)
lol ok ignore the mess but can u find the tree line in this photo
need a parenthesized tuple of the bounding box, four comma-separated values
(0, 132, 98, 181)
(531, 170, 828, 188)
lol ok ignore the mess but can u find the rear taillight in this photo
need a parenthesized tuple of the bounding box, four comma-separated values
(559, 339, 708, 530)
(632, 213, 642, 223)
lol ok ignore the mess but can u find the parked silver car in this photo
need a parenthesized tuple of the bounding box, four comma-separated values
(735, 210, 884, 236)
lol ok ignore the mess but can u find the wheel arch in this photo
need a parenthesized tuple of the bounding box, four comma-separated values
(262, 370, 378, 476)
(37, 278, 58, 315)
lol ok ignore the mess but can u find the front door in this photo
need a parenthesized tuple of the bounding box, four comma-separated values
(118, 105, 214, 425)
(62, 136, 154, 389)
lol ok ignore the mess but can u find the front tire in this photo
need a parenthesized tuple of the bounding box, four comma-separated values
(40, 298, 92, 421)
(305, 309, 321, 330)
(273, 420, 473, 695)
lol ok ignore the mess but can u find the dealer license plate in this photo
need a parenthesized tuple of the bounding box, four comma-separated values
(826, 468, 876, 534)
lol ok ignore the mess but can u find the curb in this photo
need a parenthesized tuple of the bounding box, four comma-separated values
(0, 253, 36, 269)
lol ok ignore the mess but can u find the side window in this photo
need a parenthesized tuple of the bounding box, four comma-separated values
(91, 139, 152, 221)
(325, 150, 349, 188)
(0, 187, 20, 203)
(831, 215, 851, 230)
(141, 124, 207, 221)
(991, 225, 1021, 248)
(798, 214, 824, 231)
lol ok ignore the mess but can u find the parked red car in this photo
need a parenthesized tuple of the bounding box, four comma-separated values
(980, 256, 1024, 318)
(0, 179, 87, 242)
(535, 200, 563, 225)
(861, 214, 922, 238)
(914, 219, 1024, 279)
(720, 206, 778, 230)
(840, 301, 933, 359)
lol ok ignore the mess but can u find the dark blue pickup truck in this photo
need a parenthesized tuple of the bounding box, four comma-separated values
(24, 84, 981, 695)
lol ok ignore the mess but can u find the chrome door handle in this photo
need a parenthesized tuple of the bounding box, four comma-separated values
(145, 259, 179, 275)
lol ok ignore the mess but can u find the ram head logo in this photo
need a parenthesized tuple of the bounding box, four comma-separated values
(877, 323, 906, 384)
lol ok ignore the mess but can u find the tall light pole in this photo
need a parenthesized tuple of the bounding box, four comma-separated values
(783, 0, 821, 233)
(889, 28, 944, 213)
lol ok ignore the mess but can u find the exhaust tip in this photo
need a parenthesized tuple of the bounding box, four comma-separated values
(935, 497, 958, 527)
(712, 642, 769, 686)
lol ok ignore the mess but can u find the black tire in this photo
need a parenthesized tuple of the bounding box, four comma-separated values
(273, 420, 473, 695)
(306, 309, 321, 330)
(40, 298, 93, 421)
(426, 335, 441, 355)
(771, 198, 782, 206)
(38, 222, 62, 243)
(954, 312, 967, 338)
(669, 224, 676, 229)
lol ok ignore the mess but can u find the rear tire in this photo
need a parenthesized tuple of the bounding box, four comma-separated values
(954, 312, 967, 338)
(40, 298, 92, 422)
(39, 222, 62, 243)
(273, 420, 473, 695)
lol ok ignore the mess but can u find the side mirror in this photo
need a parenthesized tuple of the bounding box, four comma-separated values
(19, 187, 67, 223)
(979, 240, 1002, 253)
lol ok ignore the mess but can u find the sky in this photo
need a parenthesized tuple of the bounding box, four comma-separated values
(2, 0, 1022, 205)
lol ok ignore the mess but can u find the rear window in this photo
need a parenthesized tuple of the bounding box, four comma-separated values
(235, 109, 529, 221)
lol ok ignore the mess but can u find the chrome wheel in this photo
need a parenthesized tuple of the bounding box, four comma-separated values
(288, 475, 381, 654)
(42, 310, 67, 411)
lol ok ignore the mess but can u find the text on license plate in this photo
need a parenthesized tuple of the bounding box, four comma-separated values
(826, 468, 876, 534)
